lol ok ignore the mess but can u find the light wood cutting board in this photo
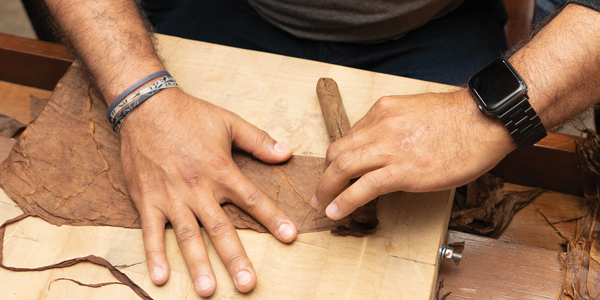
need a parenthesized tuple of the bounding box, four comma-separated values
(0, 34, 457, 300)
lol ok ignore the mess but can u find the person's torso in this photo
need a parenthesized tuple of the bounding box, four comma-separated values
(248, 0, 464, 42)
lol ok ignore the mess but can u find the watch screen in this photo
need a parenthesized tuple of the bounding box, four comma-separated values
(469, 59, 524, 112)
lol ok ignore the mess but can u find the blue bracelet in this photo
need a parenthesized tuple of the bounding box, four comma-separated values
(106, 70, 170, 120)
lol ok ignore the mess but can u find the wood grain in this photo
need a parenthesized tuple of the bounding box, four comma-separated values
(0, 34, 456, 299)
(492, 132, 582, 196)
(0, 33, 72, 90)
(0, 80, 52, 124)
(437, 230, 563, 299)
(498, 183, 584, 251)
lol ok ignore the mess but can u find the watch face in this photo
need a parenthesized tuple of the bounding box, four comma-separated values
(468, 59, 526, 114)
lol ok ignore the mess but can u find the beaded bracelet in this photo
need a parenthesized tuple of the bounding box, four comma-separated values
(110, 75, 179, 132)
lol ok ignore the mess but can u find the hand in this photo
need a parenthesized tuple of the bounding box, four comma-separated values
(312, 89, 515, 220)
(119, 88, 297, 296)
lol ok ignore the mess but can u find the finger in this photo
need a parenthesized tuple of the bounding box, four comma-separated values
(139, 206, 170, 286)
(323, 129, 370, 170)
(314, 142, 386, 210)
(229, 173, 297, 243)
(192, 198, 257, 293)
(168, 205, 217, 297)
(231, 117, 292, 164)
(325, 167, 398, 220)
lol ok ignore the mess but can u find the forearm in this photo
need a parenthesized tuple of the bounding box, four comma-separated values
(509, 4, 600, 129)
(45, 0, 164, 104)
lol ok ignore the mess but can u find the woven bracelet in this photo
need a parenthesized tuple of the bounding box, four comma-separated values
(106, 70, 170, 120)
(110, 75, 179, 132)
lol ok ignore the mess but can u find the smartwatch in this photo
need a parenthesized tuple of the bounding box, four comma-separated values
(468, 58, 547, 150)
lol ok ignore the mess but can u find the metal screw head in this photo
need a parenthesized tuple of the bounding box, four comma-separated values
(439, 244, 463, 264)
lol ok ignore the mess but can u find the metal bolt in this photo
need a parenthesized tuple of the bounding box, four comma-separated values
(439, 244, 463, 263)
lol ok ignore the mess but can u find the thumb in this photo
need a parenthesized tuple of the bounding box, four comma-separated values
(231, 117, 292, 164)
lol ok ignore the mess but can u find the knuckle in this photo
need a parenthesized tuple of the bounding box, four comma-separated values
(188, 257, 208, 272)
(206, 218, 232, 237)
(208, 155, 231, 172)
(175, 224, 201, 244)
(182, 174, 201, 188)
(243, 188, 264, 213)
(225, 252, 246, 267)
(145, 247, 164, 260)
(375, 96, 395, 115)
(254, 129, 269, 148)
(326, 142, 340, 160)
(332, 152, 353, 176)
(363, 172, 388, 191)
(315, 181, 327, 197)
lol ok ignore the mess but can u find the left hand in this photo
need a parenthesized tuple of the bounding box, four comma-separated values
(311, 89, 516, 220)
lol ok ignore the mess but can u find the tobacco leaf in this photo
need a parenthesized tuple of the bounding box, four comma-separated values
(30, 95, 50, 122)
(0, 114, 26, 138)
(49, 278, 125, 291)
(0, 137, 15, 162)
(0, 214, 153, 299)
(449, 173, 544, 238)
(0, 65, 349, 233)
(331, 199, 379, 237)
(559, 129, 600, 300)
(0, 65, 357, 300)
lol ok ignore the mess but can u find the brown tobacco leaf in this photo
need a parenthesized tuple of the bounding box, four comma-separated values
(30, 95, 50, 122)
(0, 214, 153, 300)
(449, 173, 544, 238)
(0, 65, 349, 234)
(0, 114, 26, 138)
(331, 199, 379, 237)
(232, 151, 349, 233)
(49, 278, 125, 291)
(559, 129, 600, 300)
(0, 137, 15, 162)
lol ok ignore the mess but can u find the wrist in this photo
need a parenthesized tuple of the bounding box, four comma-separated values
(119, 87, 181, 137)
(100, 63, 166, 104)
(458, 88, 517, 154)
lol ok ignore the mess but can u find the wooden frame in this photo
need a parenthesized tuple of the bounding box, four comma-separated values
(0, 33, 72, 90)
(0, 33, 583, 196)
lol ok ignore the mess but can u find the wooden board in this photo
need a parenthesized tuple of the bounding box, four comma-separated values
(0, 33, 72, 91)
(0, 34, 457, 299)
(498, 183, 584, 251)
(437, 230, 563, 299)
(0, 80, 51, 124)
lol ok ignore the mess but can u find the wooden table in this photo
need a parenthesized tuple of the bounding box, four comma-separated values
(0, 33, 460, 300)
(0, 33, 584, 300)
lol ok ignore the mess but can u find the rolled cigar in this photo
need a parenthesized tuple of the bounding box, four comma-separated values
(316, 78, 379, 236)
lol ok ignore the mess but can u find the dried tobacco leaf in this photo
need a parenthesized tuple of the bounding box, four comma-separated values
(30, 95, 49, 122)
(0, 65, 350, 234)
(449, 173, 544, 238)
(0, 114, 26, 138)
(559, 129, 600, 300)
(0, 214, 153, 300)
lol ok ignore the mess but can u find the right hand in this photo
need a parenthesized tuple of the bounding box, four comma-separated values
(119, 88, 297, 297)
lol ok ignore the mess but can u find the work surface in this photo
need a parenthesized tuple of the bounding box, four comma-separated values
(0, 34, 457, 299)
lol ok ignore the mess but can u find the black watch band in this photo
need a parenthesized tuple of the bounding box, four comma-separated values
(497, 95, 547, 150)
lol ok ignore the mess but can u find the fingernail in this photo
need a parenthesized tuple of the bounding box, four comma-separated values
(278, 223, 294, 240)
(311, 195, 320, 208)
(274, 142, 291, 153)
(236, 270, 252, 287)
(151, 266, 164, 282)
(195, 275, 212, 292)
(326, 203, 339, 219)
